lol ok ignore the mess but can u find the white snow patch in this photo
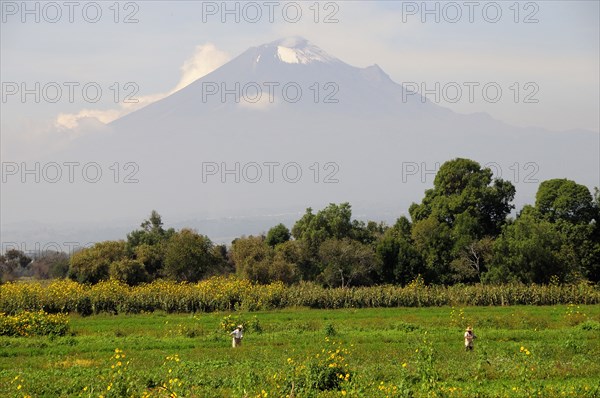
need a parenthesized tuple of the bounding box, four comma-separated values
(277, 46, 300, 64)
(275, 40, 337, 65)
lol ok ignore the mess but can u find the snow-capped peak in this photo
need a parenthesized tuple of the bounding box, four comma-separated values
(265, 37, 338, 65)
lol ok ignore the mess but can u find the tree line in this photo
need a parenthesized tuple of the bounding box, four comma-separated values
(2, 158, 599, 286)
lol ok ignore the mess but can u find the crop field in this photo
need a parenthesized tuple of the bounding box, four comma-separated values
(1, 304, 599, 398)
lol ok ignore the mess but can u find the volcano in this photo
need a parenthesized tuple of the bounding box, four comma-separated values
(3, 37, 598, 243)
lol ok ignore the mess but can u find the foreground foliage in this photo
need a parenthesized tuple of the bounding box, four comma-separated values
(0, 310, 69, 337)
(0, 306, 599, 397)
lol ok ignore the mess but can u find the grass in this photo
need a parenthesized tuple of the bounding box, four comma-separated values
(1, 305, 599, 397)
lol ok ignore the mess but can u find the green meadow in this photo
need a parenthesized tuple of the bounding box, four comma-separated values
(1, 305, 599, 397)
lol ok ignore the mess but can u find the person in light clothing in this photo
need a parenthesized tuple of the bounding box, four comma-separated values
(230, 325, 243, 347)
(464, 326, 476, 351)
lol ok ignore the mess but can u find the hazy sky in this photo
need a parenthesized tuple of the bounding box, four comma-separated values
(1, 0, 599, 160)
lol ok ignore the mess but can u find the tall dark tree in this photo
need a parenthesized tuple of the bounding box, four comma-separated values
(536, 179, 595, 224)
(534, 180, 599, 282)
(375, 217, 423, 285)
(409, 158, 515, 236)
(408, 158, 515, 283)
(486, 207, 564, 284)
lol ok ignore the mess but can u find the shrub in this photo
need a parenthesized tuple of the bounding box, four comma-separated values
(0, 310, 69, 336)
(579, 320, 600, 331)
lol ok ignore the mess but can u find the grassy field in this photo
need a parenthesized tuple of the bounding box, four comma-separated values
(1, 305, 599, 397)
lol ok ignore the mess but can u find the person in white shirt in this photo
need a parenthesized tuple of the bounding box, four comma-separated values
(230, 325, 243, 347)
(464, 326, 476, 351)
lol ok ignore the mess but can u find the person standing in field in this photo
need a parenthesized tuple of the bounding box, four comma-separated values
(464, 326, 476, 351)
(230, 325, 243, 347)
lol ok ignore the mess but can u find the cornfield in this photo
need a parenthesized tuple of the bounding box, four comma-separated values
(0, 277, 598, 315)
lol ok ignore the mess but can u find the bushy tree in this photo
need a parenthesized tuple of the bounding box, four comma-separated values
(163, 229, 217, 282)
(534, 180, 599, 282)
(291, 203, 384, 284)
(4, 249, 32, 268)
(408, 158, 514, 283)
(231, 235, 298, 284)
(292, 203, 354, 247)
(127, 210, 175, 247)
(375, 217, 424, 285)
(352, 220, 386, 244)
(270, 249, 300, 285)
(30, 251, 70, 279)
(266, 223, 291, 247)
(485, 207, 565, 284)
(536, 179, 595, 224)
(411, 217, 453, 284)
(126, 210, 174, 278)
(409, 158, 515, 236)
(231, 235, 272, 283)
(0, 249, 33, 282)
(69, 241, 128, 284)
(133, 243, 165, 277)
(109, 258, 149, 285)
(317, 238, 380, 287)
(274, 240, 314, 282)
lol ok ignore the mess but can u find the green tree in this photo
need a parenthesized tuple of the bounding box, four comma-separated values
(274, 240, 314, 281)
(126, 211, 174, 278)
(352, 220, 386, 244)
(375, 217, 424, 285)
(163, 229, 217, 282)
(536, 179, 595, 224)
(230, 235, 298, 284)
(109, 258, 149, 285)
(411, 217, 453, 284)
(317, 238, 380, 287)
(291, 203, 382, 282)
(69, 241, 127, 284)
(266, 223, 291, 247)
(534, 180, 599, 282)
(450, 236, 494, 283)
(410, 158, 515, 235)
(486, 207, 565, 284)
(270, 249, 300, 285)
(230, 236, 301, 284)
(230, 235, 272, 284)
(292, 203, 354, 248)
(133, 243, 165, 277)
(408, 158, 515, 283)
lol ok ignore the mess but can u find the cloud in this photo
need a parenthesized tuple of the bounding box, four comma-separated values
(55, 108, 123, 130)
(174, 43, 231, 92)
(55, 43, 231, 130)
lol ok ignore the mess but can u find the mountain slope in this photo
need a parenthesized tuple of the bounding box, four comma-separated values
(3, 37, 598, 240)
